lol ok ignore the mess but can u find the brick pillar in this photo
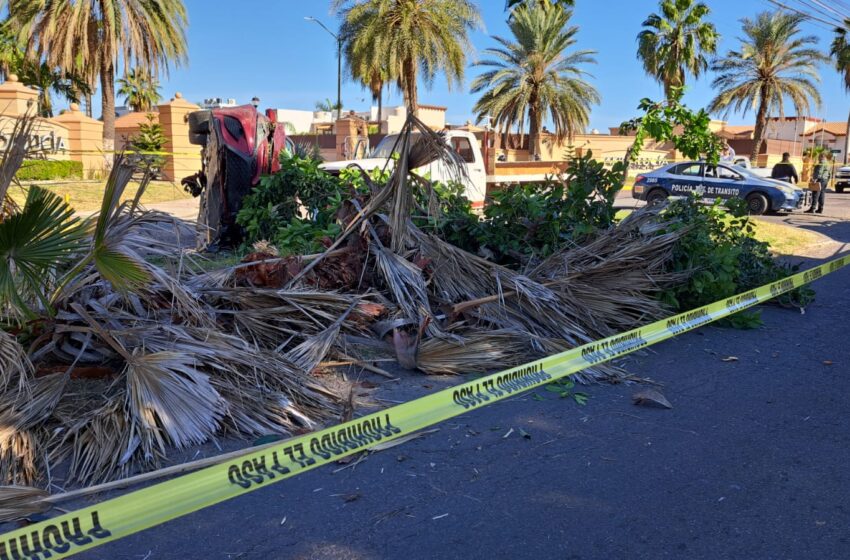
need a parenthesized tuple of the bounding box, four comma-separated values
(53, 103, 105, 178)
(335, 113, 365, 160)
(157, 92, 202, 182)
(0, 74, 38, 117)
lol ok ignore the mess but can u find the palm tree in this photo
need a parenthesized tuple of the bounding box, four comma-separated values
(335, 0, 481, 113)
(832, 19, 850, 164)
(8, 0, 188, 152)
(470, 0, 599, 158)
(344, 36, 388, 122)
(13, 58, 90, 117)
(506, 0, 572, 11)
(637, 0, 718, 99)
(315, 98, 343, 112)
(118, 68, 161, 112)
(709, 12, 826, 164)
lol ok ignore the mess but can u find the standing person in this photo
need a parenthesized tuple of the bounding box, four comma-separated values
(806, 154, 831, 214)
(771, 152, 799, 184)
(720, 141, 736, 163)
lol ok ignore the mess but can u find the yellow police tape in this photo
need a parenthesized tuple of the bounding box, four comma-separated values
(0, 255, 847, 558)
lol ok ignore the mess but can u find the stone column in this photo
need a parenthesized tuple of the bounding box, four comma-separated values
(157, 92, 202, 182)
(0, 74, 38, 117)
(335, 113, 365, 160)
(53, 103, 105, 178)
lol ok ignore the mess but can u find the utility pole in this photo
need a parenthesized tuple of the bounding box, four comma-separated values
(305, 16, 343, 121)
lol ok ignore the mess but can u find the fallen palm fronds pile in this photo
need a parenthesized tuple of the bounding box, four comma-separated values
(0, 115, 693, 492)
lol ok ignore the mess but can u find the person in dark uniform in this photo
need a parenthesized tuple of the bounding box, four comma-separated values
(806, 154, 831, 214)
(771, 152, 799, 184)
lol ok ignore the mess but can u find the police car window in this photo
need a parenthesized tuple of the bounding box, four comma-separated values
(711, 165, 741, 180)
(673, 163, 702, 176)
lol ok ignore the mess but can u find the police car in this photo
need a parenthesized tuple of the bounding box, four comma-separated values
(632, 161, 811, 214)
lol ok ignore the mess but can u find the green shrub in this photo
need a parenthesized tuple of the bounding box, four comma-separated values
(16, 160, 83, 181)
(236, 153, 349, 250)
(661, 195, 814, 326)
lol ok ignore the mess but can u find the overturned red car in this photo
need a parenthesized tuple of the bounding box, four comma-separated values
(182, 105, 292, 249)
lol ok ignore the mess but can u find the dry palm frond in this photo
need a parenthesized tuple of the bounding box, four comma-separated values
(0, 330, 31, 393)
(125, 351, 227, 451)
(0, 485, 51, 521)
(0, 113, 37, 203)
(286, 302, 357, 372)
(415, 330, 530, 375)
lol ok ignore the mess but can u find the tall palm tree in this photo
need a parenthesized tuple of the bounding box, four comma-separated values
(470, 0, 599, 157)
(637, 0, 718, 99)
(117, 67, 161, 112)
(832, 19, 850, 164)
(8, 0, 187, 152)
(344, 37, 388, 122)
(335, 0, 481, 113)
(709, 12, 826, 163)
(505, 0, 572, 11)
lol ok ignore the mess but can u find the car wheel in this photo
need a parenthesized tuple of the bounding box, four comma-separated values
(646, 189, 668, 205)
(837, 185, 845, 194)
(746, 193, 769, 215)
(188, 110, 213, 134)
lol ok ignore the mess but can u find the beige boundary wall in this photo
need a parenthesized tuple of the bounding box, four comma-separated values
(0, 76, 202, 182)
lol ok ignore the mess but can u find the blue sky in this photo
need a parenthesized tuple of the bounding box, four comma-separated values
(75, 0, 850, 129)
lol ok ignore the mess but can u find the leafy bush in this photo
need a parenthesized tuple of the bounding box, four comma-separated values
(236, 153, 349, 252)
(16, 160, 83, 181)
(418, 152, 624, 266)
(661, 195, 814, 326)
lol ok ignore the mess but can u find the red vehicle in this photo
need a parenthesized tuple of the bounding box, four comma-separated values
(182, 105, 291, 249)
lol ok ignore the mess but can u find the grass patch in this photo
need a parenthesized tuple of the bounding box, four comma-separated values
(615, 209, 827, 255)
(7, 180, 191, 213)
(749, 218, 827, 255)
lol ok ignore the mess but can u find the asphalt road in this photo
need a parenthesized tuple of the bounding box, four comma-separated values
(65, 217, 850, 559)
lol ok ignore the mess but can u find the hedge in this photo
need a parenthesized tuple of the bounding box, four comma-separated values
(16, 160, 84, 181)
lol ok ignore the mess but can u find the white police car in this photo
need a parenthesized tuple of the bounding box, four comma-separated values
(632, 161, 811, 214)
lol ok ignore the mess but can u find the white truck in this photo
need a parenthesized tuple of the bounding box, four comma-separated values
(320, 131, 553, 209)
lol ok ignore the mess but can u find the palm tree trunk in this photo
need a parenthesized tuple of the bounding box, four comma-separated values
(377, 83, 383, 127)
(750, 87, 769, 165)
(528, 94, 541, 160)
(844, 108, 850, 164)
(403, 58, 418, 114)
(100, 57, 116, 156)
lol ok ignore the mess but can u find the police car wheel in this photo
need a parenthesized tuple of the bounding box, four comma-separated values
(746, 193, 769, 215)
(646, 189, 668, 205)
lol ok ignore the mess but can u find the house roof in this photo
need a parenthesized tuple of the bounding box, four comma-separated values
(115, 111, 158, 129)
(718, 125, 754, 138)
(801, 121, 847, 137)
(417, 104, 447, 112)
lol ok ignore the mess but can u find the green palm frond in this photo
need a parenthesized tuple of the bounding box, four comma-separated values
(0, 186, 87, 320)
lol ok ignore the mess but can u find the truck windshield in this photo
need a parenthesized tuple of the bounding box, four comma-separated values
(370, 133, 422, 158)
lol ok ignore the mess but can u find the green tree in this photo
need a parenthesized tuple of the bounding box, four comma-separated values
(637, 0, 718, 99)
(315, 98, 343, 112)
(471, 0, 599, 157)
(8, 0, 188, 152)
(335, 0, 481, 113)
(709, 11, 826, 163)
(831, 19, 850, 164)
(117, 67, 161, 112)
(13, 58, 90, 117)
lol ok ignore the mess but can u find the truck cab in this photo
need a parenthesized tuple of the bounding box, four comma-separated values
(321, 130, 487, 207)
